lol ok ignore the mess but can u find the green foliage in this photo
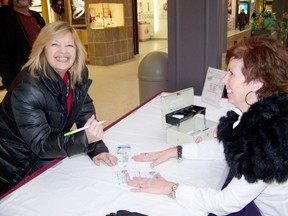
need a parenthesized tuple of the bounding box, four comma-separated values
(278, 12, 288, 44)
(50, 0, 65, 15)
(251, 11, 277, 30)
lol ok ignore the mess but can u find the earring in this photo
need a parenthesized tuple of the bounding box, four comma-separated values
(245, 91, 253, 106)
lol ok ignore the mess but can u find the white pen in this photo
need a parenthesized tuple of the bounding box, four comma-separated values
(64, 120, 105, 137)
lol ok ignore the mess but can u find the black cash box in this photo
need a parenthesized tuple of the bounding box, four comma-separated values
(161, 87, 217, 145)
(165, 105, 206, 126)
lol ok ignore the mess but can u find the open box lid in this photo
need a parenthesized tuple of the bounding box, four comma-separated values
(160, 88, 195, 129)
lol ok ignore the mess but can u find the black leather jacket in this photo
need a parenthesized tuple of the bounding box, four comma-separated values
(0, 6, 45, 89)
(0, 65, 109, 195)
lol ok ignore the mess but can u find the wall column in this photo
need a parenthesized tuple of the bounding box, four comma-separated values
(167, 0, 227, 95)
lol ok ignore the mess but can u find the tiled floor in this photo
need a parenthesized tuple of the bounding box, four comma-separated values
(88, 39, 168, 126)
(0, 39, 168, 127)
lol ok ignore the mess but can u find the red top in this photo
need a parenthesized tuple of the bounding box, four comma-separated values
(16, 11, 42, 46)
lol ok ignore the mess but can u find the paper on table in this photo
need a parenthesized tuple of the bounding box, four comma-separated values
(113, 161, 157, 185)
(117, 144, 131, 163)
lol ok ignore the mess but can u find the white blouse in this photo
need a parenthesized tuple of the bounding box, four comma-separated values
(176, 140, 288, 216)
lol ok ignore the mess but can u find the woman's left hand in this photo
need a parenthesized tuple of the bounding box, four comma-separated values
(132, 147, 177, 168)
(127, 173, 175, 195)
(92, 152, 118, 166)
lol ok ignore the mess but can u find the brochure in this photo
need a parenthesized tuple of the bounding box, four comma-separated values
(201, 67, 226, 107)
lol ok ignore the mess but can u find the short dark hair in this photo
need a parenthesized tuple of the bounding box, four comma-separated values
(226, 35, 288, 99)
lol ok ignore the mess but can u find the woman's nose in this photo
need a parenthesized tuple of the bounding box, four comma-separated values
(59, 45, 67, 53)
(221, 73, 228, 84)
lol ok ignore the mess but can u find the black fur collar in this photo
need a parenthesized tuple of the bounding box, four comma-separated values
(217, 93, 288, 183)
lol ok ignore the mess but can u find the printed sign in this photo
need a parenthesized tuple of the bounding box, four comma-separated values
(201, 67, 226, 107)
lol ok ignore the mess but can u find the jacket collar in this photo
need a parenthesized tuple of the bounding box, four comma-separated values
(38, 64, 68, 98)
(217, 93, 288, 183)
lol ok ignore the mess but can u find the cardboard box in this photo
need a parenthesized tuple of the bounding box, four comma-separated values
(161, 88, 218, 145)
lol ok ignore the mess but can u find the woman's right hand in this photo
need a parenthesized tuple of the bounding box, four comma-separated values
(85, 115, 104, 144)
(132, 147, 177, 168)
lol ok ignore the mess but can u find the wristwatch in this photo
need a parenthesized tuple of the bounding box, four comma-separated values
(176, 145, 182, 162)
(168, 183, 179, 199)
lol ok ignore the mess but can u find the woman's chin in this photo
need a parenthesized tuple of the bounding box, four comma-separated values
(227, 95, 234, 104)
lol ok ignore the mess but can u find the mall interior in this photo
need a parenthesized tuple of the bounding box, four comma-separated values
(0, 0, 288, 126)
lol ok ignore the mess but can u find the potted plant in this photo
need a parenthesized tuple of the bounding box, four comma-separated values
(278, 12, 288, 47)
(251, 11, 277, 36)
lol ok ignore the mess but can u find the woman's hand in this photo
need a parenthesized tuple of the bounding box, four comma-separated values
(92, 152, 118, 166)
(85, 115, 104, 144)
(128, 173, 175, 195)
(132, 147, 177, 168)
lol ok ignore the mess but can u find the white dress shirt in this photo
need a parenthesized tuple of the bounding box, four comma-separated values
(176, 139, 288, 216)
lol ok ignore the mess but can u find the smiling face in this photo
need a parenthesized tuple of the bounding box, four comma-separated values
(221, 58, 263, 112)
(44, 32, 76, 78)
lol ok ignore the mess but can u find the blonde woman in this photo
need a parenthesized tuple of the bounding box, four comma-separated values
(0, 21, 118, 196)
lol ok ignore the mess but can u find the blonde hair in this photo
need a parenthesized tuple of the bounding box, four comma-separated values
(22, 21, 87, 87)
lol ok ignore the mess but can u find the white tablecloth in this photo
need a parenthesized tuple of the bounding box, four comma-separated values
(0, 95, 233, 216)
